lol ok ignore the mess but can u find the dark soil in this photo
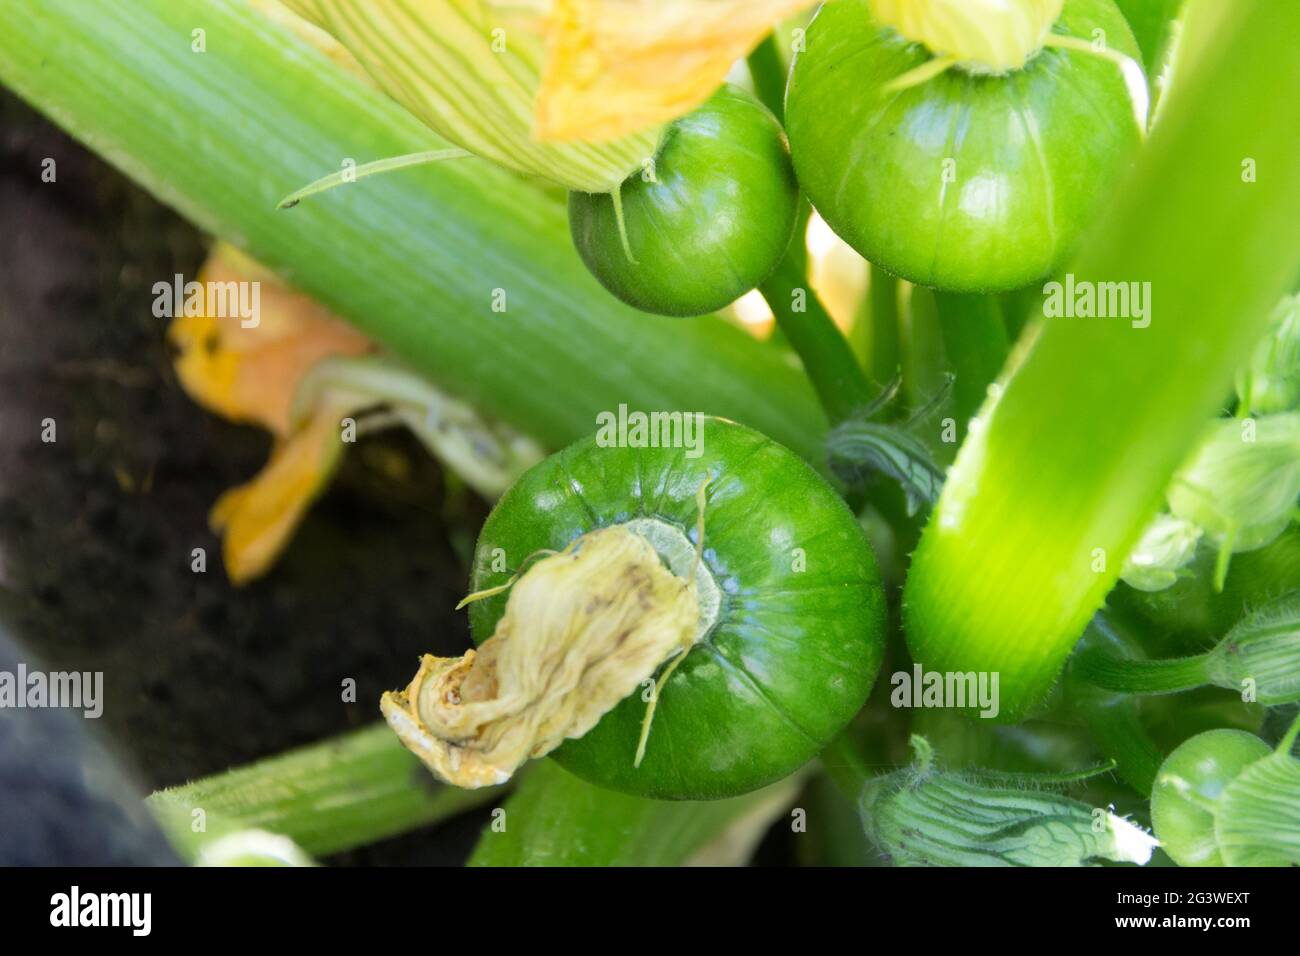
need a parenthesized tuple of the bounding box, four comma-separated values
(0, 93, 491, 864)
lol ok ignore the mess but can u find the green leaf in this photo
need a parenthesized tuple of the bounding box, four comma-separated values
(827, 418, 945, 514)
(468, 761, 799, 867)
(904, 0, 1300, 721)
(1114, 0, 1186, 74)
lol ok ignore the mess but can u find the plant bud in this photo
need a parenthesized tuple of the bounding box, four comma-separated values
(1167, 413, 1300, 552)
(860, 736, 1157, 866)
(870, 0, 1065, 73)
(1236, 294, 1300, 415)
(1204, 590, 1300, 704)
(1120, 513, 1201, 592)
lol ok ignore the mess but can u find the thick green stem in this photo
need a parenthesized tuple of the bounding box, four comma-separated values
(932, 291, 1010, 437)
(746, 34, 788, 122)
(1074, 649, 1211, 695)
(901, 286, 948, 417)
(1066, 613, 1167, 795)
(904, 0, 1300, 721)
(0, 0, 826, 461)
(148, 724, 504, 861)
(760, 251, 876, 424)
(868, 265, 901, 388)
(818, 731, 874, 800)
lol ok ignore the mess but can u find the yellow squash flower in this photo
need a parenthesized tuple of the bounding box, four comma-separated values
(171, 244, 542, 584)
(209, 400, 354, 584)
(871, 0, 1065, 73)
(168, 244, 373, 437)
(277, 0, 812, 190)
(169, 244, 374, 583)
(280, 0, 658, 191)
(533, 0, 812, 142)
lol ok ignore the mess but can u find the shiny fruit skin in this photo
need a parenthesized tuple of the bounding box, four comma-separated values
(569, 85, 799, 317)
(1150, 729, 1270, 867)
(785, 0, 1143, 293)
(467, 417, 885, 800)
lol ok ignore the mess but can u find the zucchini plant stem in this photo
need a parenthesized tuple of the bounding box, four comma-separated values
(760, 249, 877, 425)
(818, 731, 875, 800)
(746, 34, 788, 122)
(932, 291, 1010, 437)
(147, 723, 506, 861)
(1067, 612, 1167, 795)
(868, 265, 901, 390)
(1074, 649, 1212, 696)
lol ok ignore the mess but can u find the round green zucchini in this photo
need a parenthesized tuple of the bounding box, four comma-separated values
(785, 0, 1144, 292)
(569, 85, 799, 317)
(466, 416, 885, 799)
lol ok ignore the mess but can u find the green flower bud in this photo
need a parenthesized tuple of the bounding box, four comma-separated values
(860, 736, 1156, 866)
(1120, 513, 1202, 592)
(1167, 413, 1300, 552)
(1236, 294, 1300, 416)
(1216, 733, 1300, 866)
(1204, 590, 1300, 705)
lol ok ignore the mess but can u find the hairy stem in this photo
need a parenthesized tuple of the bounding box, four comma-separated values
(1074, 649, 1212, 696)
(148, 724, 504, 861)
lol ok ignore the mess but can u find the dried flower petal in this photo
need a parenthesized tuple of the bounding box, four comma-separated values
(382, 526, 699, 787)
(209, 401, 351, 584)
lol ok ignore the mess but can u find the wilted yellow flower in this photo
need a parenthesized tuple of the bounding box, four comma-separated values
(209, 400, 353, 584)
(168, 244, 372, 437)
(278, 1, 810, 189)
(171, 244, 542, 585)
(382, 525, 698, 787)
(533, 0, 813, 142)
(281, 0, 659, 192)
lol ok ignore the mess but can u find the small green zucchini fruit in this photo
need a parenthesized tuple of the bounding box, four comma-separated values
(384, 417, 885, 800)
(569, 85, 800, 317)
(785, 0, 1145, 292)
(1151, 715, 1300, 867)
